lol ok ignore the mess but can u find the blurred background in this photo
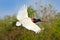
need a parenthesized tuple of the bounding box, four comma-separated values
(0, 0, 60, 40)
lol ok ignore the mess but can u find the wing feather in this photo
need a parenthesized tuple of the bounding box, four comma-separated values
(21, 18, 41, 33)
(17, 5, 28, 21)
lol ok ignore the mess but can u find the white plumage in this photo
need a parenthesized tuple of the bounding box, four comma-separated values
(16, 5, 41, 33)
(16, 21, 21, 26)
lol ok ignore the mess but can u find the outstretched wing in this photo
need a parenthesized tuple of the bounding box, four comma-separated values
(17, 5, 28, 21)
(21, 18, 41, 33)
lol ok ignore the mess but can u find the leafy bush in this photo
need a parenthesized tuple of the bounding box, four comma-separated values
(0, 6, 60, 40)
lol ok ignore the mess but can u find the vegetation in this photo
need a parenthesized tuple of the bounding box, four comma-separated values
(0, 4, 60, 40)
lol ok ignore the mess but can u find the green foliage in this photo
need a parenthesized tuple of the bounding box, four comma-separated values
(0, 6, 60, 40)
(27, 6, 36, 18)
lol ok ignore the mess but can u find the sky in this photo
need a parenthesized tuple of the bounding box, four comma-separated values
(0, 0, 60, 18)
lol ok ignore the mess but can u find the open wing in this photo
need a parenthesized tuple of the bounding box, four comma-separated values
(16, 5, 28, 26)
(17, 5, 28, 21)
(21, 18, 41, 33)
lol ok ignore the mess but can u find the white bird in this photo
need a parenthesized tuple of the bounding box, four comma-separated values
(16, 5, 41, 33)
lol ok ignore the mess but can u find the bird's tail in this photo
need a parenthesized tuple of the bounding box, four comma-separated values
(16, 21, 21, 26)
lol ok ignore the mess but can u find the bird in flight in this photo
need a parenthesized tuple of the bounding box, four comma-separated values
(16, 5, 42, 33)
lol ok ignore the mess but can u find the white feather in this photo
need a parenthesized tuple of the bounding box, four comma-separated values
(16, 5, 41, 33)
(16, 21, 21, 26)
